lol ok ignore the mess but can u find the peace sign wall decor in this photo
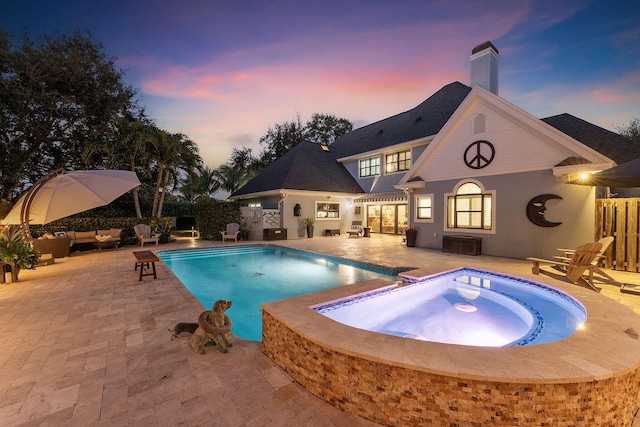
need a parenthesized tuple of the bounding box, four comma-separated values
(464, 140, 495, 169)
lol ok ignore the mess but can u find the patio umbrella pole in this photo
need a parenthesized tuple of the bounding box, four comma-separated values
(19, 169, 66, 241)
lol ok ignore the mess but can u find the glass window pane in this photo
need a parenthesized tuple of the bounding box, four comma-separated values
(471, 196, 482, 210)
(471, 212, 482, 227)
(457, 183, 481, 195)
(457, 197, 470, 210)
(447, 197, 456, 227)
(457, 212, 470, 227)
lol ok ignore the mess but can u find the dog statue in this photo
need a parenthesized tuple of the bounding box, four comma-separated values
(191, 300, 233, 354)
(168, 322, 199, 340)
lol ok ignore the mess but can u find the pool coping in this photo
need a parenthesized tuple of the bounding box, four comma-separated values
(262, 269, 640, 384)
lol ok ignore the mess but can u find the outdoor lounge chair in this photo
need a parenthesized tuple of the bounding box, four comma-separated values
(220, 223, 241, 242)
(555, 236, 615, 283)
(134, 224, 158, 247)
(527, 242, 603, 292)
(346, 221, 363, 238)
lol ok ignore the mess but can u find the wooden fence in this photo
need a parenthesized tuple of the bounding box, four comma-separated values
(596, 198, 640, 272)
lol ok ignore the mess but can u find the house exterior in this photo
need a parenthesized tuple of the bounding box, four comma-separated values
(231, 41, 640, 259)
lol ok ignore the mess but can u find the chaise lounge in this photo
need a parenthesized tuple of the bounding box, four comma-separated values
(346, 221, 363, 238)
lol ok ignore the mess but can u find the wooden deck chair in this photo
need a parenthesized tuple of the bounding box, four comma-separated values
(527, 242, 603, 292)
(134, 224, 159, 247)
(220, 223, 241, 242)
(555, 236, 615, 283)
(346, 221, 363, 238)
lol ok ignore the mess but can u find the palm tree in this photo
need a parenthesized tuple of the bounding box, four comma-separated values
(85, 116, 153, 218)
(213, 147, 260, 196)
(107, 118, 155, 217)
(180, 166, 221, 202)
(148, 129, 202, 217)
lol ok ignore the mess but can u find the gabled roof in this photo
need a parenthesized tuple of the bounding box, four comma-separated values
(231, 141, 364, 197)
(331, 82, 472, 159)
(542, 113, 640, 165)
(398, 85, 615, 185)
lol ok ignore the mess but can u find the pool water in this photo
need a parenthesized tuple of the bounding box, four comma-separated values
(313, 267, 587, 347)
(158, 245, 399, 341)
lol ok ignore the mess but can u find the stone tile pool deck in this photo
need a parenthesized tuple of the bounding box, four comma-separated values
(1, 234, 639, 426)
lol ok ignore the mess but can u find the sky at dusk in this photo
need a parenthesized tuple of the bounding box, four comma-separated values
(2, 0, 639, 170)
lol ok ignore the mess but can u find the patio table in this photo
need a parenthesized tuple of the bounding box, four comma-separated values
(132, 250, 159, 281)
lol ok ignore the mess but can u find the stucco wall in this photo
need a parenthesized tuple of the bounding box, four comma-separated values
(280, 196, 356, 238)
(410, 169, 596, 259)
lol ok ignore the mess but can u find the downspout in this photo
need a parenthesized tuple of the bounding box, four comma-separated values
(278, 193, 287, 229)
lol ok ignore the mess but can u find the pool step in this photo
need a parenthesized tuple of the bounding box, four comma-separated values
(159, 246, 266, 261)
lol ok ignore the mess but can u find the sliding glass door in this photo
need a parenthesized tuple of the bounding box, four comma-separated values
(366, 204, 407, 234)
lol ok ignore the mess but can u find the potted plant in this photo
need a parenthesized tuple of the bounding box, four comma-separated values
(0, 226, 39, 282)
(405, 227, 418, 247)
(151, 218, 172, 244)
(303, 217, 315, 238)
(240, 216, 250, 241)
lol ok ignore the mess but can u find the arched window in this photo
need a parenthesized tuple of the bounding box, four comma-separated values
(473, 114, 485, 134)
(446, 181, 493, 230)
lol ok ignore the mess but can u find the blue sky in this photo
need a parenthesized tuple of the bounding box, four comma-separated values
(2, 0, 639, 169)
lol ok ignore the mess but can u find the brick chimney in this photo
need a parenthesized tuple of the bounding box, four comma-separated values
(470, 41, 499, 95)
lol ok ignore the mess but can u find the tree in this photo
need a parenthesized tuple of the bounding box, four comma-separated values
(147, 129, 201, 217)
(304, 113, 353, 146)
(216, 112, 354, 197)
(258, 113, 305, 165)
(0, 29, 140, 202)
(214, 148, 260, 195)
(256, 112, 353, 167)
(617, 115, 640, 143)
(179, 166, 221, 203)
(102, 118, 155, 218)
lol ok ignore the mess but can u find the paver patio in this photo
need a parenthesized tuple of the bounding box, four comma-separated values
(1, 234, 639, 426)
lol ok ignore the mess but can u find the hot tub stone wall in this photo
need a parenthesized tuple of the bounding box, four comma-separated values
(262, 311, 640, 426)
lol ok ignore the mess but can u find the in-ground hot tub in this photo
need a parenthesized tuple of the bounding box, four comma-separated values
(314, 268, 586, 347)
(261, 268, 640, 426)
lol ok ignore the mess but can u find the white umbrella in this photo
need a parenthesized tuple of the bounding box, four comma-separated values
(2, 169, 140, 227)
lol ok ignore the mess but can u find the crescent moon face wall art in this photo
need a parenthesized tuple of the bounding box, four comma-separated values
(526, 194, 563, 227)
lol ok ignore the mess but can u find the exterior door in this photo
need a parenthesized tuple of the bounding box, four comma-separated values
(381, 205, 396, 234)
(366, 204, 407, 234)
(397, 204, 408, 234)
(367, 205, 381, 232)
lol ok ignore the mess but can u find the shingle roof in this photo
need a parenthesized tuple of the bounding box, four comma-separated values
(542, 113, 640, 164)
(331, 82, 472, 159)
(231, 141, 364, 197)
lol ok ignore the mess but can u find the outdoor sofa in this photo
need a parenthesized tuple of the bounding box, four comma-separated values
(35, 229, 122, 254)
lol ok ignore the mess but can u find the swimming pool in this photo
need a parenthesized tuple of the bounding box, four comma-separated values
(158, 245, 401, 340)
(313, 267, 587, 347)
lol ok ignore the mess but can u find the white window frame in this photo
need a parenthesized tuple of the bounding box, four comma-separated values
(414, 193, 434, 223)
(444, 179, 496, 234)
(359, 156, 380, 178)
(315, 201, 341, 219)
